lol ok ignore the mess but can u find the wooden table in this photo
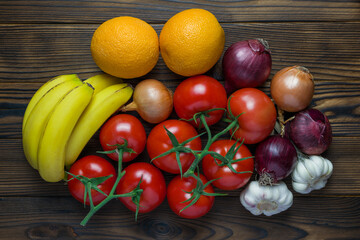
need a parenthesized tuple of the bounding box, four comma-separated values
(1, 1, 359, 239)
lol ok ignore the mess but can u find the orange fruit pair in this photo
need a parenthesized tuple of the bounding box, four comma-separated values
(90, 9, 225, 79)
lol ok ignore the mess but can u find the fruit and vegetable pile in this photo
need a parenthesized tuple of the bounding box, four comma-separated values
(22, 8, 334, 225)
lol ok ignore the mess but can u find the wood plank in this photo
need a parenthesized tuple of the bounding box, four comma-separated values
(0, 196, 359, 239)
(0, 136, 359, 197)
(0, 0, 359, 24)
(0, 22, 359, 84)
(0, 1, 358, 239)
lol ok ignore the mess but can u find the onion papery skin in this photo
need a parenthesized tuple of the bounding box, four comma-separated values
(289, 108, 332, 155)
(122, 79, 173, 124)
(255, 135, 297, 184)
(222, 39, 272, 94)
(270, 66, 314, 112)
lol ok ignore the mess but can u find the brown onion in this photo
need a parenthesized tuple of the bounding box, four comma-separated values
(121, 79, 173, 124)
(270, 66, 314, 112)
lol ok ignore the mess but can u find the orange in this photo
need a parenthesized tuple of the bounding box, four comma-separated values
(159, 9, 225, 77)
(91, 16, 159, 79)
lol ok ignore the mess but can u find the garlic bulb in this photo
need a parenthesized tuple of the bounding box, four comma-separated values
(292, 155, 333, 194)
(240, 181, 293, 216)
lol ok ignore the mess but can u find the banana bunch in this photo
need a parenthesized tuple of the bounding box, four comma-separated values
(22, 73, 133, 182)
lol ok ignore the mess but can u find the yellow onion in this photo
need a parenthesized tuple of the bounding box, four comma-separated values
(121, 79, 173, 124)
(270, 66, 314, 112)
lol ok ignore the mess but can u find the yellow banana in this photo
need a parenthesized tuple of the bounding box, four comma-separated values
(84, 73, 122, 95)
(65, 83, 133, 167)
(38, 83, 94, 182)
(22, 78, 83, 169)
(22, 74, 79, 131)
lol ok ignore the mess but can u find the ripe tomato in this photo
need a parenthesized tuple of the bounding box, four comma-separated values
(116, 162, 166, 214)
(228, 88, 276, 144)
(202, 140, 254, 190)
(67, 155, 116, 206)
(147, 119, 202, 174)
(99, 114, 146, 162)
(167, 174, 215, 219)
(173, 75, 227, 127)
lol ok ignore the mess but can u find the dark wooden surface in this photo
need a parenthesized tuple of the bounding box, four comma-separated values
(1, 1, 359, 239)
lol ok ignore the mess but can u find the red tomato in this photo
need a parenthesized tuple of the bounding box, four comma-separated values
(228, 88, 276, 144)
(173, 75, 227, 127)
(167, 174, 215, 219)
(116, 162, 166, 214)
(99, 114, 146, 162)
(67, 155, 116, 206)
(202, 140, 254, 190)
(147, 119, 202, 174)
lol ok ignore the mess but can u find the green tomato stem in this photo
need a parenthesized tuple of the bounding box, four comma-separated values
(79, 148, 125, 226)
(150, 108, 245, 213)
(183, 112, 240, 178)
(201, 114, 213, 150)
(78, 141, 143, 226)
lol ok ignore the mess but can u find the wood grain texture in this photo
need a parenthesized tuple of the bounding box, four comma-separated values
(0, 22, 359, 84)
(0, 0, 359, 239)
(0, 196, 359, 240)
(0, 0, 359, 24)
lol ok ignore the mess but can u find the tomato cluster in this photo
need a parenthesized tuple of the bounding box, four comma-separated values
(67, 75, 277, 222)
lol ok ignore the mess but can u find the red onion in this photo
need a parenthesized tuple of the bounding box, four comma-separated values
(222, 39, 272, 93)
(255, 135, 297, 185)
(288, 108, 332, 155)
